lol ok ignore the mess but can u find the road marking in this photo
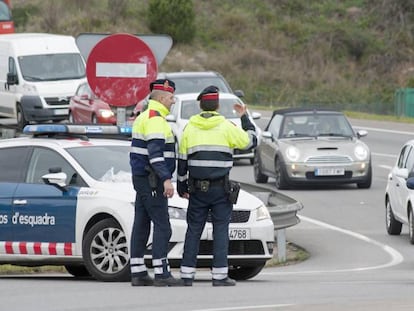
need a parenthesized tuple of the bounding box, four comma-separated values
(263, 215, 403, 275)
(379, 164, 392, 170)
(372, 152, 396, 158)
(355, 126, 414, 136)
(193, 304, 294, 311)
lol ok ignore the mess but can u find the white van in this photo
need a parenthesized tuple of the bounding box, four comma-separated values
(0, 33, 86, 128)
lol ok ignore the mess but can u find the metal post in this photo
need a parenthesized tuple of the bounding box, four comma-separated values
(116, 107, 126, 126)
(276, 228, 286, 262)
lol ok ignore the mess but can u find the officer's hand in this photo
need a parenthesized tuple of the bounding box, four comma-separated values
(233, 102, 247, 117)
(163, 179, 174, 198)
(180, 192, 190, 199)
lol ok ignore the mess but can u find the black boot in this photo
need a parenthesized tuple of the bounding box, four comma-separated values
(212, 277, 236, 287)
(131, 275, 154, 286)
(154, 276, 185, 287)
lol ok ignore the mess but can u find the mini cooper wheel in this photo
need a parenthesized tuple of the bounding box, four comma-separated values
(82, 218, 130, 282)
(385, 198, 402, 235)
(253, 153, 268, 183)
(275, 157, 289, 190)
(357, 164, 372, 189)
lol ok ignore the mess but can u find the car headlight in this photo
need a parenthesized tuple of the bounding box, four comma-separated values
(22, 83, 38, 95)
(256, 204, 270, 221)
(354, 145, 368, 161)
(99, 109, 115, 118)
(168, 206, 187, 220)
(285, 146, 300, 161)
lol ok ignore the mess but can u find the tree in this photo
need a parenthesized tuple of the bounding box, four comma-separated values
(147, 0, 195, 44)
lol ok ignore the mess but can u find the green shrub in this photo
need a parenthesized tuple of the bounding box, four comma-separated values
(147, 0, 195, 44)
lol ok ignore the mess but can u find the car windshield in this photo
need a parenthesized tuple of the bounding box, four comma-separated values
(19, 53, 86, 82)
(180, 98, 240, 119)
(280, 113, 354, 138)
(172, 76, 232, 94)
(66, 145, 131, 182)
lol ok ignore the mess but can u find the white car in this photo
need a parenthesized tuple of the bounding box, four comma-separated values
(0, 124, 274, 281)
(167, 93, 262, 164)
(385, 139, 414, 243)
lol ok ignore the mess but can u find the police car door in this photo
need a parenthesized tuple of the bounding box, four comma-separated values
(13, 147, 78, 252)
(0, 146, 31, 243)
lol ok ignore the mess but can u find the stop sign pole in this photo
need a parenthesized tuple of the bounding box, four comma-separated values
(86, 33, 158, 125)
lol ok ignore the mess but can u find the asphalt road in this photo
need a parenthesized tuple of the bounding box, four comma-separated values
(2, 113, 414, 310)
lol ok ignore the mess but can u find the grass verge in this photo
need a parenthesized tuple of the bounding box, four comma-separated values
(266, 241, 310, 267)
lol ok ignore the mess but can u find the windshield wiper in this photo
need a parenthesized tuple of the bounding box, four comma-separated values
(318, 133, 352, 138)
(23, 75, 44, 81)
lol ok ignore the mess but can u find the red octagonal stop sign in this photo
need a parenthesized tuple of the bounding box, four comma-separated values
(86, 33, 158, 107)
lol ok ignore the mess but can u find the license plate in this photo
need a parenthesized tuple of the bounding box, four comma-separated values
(54, 109, 69, 116)
(207, 228, 251, 240)
(315, 168, 345, 176)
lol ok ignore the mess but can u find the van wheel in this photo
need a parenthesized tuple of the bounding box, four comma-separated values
(17, 103, 28, 130)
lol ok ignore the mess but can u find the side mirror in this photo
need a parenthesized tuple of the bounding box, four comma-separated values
(234, 90, 245, 98)
(356, 129, 368, 138)
(396, 168, 409, 179)
(42, 172, 68, 190)
(166, 114, 176, 122)
(7, 72, 18, 85)
(262, 131, 273, 141)
(251, 112, 261, 120)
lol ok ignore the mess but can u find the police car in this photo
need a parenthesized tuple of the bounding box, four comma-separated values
(0, 124, 274, 282)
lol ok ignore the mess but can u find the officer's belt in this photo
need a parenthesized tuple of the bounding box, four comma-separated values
(193, 178, 225, 190)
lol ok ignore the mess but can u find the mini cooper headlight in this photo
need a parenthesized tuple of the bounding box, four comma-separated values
(354, 145, 368, 161)
(285, 146, 300, 161)
(256, 204, 271, 221)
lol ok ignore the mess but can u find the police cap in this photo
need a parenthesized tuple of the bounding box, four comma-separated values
(150, 79, 176, 94)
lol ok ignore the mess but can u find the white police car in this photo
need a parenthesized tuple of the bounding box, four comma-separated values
(0, 124, 274, 282)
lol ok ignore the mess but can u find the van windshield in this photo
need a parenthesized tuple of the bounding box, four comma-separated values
(0, 2, 12, 22)
(18, 53, 86, 81)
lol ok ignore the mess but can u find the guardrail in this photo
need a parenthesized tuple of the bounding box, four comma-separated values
(239, 182, 304, 262)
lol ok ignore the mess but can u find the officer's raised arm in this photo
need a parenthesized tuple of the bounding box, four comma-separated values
(233, 102, 257, 149)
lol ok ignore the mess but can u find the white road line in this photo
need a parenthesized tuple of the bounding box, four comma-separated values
(355, 126, 414, 136)
(379, 164, 392, 170)
(193, 304, 294, 311)
(262, 215, 404, 276)
(372, 152, 396, 158)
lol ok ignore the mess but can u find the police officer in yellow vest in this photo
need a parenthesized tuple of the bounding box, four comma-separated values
(178, 85, 257, 286)
(129, 79, 183, 287)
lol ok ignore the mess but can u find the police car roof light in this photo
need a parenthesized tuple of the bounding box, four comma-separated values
(23, 124, 132, 137)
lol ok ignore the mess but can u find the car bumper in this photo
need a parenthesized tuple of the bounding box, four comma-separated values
(145, 218, 275, 267)
(284, 161, 371, 184)
(233, 148, 255, 160)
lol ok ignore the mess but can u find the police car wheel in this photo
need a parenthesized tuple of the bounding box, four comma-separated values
(228, 264, 265, 280)
(82, 218, 130, 282)
(64, 264, 91, 278)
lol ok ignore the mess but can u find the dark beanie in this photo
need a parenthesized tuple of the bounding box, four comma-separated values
(197, 85, 219, 111)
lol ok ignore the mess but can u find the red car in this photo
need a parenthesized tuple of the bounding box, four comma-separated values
(69, 82, 141, 125)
